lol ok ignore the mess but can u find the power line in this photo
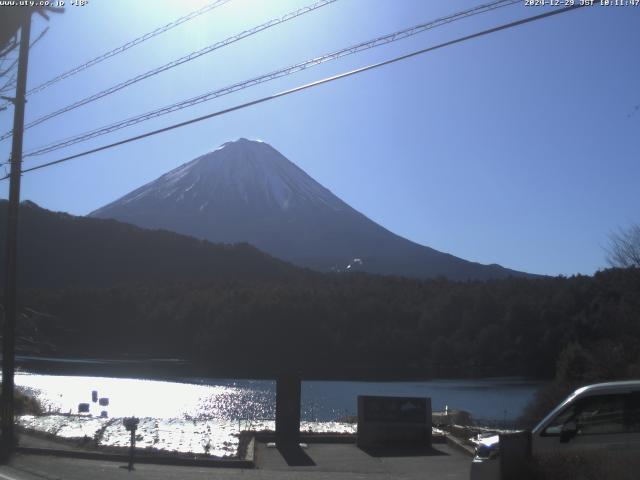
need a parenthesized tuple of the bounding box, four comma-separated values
(30, 0, 231, 94)
(2, 3, 587, 182)
(0, 0, 337, 140)
(22, 0, 519, 158)
(0, 0, 231, 111)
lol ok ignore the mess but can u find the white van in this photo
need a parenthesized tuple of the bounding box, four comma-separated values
(470, 380, 640, 479)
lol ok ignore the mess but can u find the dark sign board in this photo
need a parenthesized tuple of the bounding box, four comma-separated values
(357, 395, 432, 448)
(362, 396, 427, 423)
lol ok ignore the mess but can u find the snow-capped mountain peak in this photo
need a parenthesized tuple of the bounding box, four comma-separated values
(98, 138, 342, 215)
(91, 138, 530, 280)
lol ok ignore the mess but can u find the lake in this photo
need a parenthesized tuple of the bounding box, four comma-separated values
(13, 370, 543, 456)
(15, 372, 542, 421)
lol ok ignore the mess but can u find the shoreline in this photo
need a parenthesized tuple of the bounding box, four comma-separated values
(17, 412, 358, 459)
(12, 354, 551, 384)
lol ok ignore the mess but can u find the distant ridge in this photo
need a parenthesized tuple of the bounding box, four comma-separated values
(91, 138, 532, 281)
(0, 200, 303, 289)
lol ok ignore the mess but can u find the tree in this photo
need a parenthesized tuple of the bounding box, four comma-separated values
(606, 223, 640, 268)
(0, 7, 61, 100)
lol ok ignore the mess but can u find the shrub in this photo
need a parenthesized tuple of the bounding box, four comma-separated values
(0, 386, 42, 416)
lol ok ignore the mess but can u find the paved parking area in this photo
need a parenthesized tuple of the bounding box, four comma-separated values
(255, 442, 471, 479)
(0, 441, 471, 480)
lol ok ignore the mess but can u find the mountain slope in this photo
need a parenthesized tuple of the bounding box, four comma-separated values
(91, 138, 530, 280)
(0, 200, 303, 289)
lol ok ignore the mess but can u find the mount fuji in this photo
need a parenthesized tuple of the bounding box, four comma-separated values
(90, 138, 529, 280)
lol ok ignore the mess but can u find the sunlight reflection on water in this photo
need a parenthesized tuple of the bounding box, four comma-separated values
(16, 373, 274, 419)
(15, 372, 355, 457)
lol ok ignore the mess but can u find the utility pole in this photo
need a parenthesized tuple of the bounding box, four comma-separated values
(1, 10, 32, 462)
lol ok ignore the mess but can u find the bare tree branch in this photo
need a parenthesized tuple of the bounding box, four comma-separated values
(0, 56, 19, 77)
(606, 224, 640, 268)
(29, 26, 49, 50)
(0, 71, 17, 94)
(0, 36, 18, 58)
(0, 26, 50, 106)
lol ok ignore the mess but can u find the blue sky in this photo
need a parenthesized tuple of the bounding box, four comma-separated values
(0, 0, 638, 276)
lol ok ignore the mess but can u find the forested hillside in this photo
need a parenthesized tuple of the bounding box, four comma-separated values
(15, 268, 640, 381)
(0, 200, 305, 289)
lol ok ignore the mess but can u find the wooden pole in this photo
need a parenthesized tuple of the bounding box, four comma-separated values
(1, 9, 32, 461)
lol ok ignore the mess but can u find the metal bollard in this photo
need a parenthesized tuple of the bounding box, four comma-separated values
(123, 417, 139, 471)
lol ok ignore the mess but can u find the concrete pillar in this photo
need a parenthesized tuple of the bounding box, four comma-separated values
(275, 376, 301, 447)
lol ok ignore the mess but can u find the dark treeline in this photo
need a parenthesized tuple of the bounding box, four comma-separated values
(0, 200, 306, 289)
(14, 267, 640, 383)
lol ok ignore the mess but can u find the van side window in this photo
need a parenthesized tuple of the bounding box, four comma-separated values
(574, 395, 626, 435)
(543, 404, 578, 435)
(543, 394, 629, 436)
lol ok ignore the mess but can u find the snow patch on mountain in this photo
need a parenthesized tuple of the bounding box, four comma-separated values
(94, 138, 344, 215)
